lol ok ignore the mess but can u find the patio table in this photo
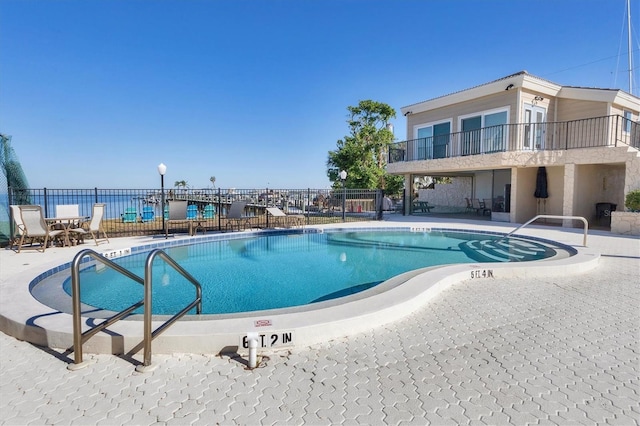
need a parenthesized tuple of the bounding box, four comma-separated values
(45, 216, 89, 247)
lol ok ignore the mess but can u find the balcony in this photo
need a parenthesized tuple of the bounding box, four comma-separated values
(389, 115, 639, 163)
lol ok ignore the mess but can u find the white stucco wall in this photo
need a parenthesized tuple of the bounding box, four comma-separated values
(417, 177, 472, 207)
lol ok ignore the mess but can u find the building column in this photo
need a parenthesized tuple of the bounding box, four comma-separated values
(404, 174, 412, 215)
(563, 163, 576, 227)
(509, 167, 518, 223)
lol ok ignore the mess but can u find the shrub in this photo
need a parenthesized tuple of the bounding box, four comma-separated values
(625, 190, 640, 212)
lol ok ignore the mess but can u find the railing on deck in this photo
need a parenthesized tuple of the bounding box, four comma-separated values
(389, 114, 639, 163)
(6, 187, 384, 239)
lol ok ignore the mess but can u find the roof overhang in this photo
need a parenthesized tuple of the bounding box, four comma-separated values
(558, 87, 640, 111)
(401, 72, 562, 116)
(401, 71, 640, 115)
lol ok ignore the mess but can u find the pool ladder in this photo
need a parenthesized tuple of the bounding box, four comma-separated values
(67, 248, 202, 372)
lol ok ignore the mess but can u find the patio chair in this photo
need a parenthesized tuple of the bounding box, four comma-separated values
(266, 207, 304, 228)
(141, 206, 155, 222)
(165, 200, 191, 237)
(465, 198, 474, 213)
(187, 204, 198, 219)
(55, 204, 80, 217)
(68, 203, 110, 246)
(9, 205, 27, 249)
(225, 201, 251, 231)
(482, 199, 493, 216)
(17, 205, 64, 252)
(121, 207, 137, 223)
(55, 204, 82, 228)
(203, 204, 216, 219)
(471, 199, 484, 215)
(472, 198, 491, 216)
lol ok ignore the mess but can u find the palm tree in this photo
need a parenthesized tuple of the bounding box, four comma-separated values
(210, 176, 216, 189)
(174, 180, 188, 190)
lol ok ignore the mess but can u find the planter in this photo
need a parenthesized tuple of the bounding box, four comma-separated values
(610, 211, 640, 236)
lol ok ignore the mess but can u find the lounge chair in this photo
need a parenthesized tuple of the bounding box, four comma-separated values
(141, 206, 155, 222)
(17, 205, 64, 252)
(266, 207, 304, 228)
(203, 204, 216, 219)
(165, 200, 192, 237)
(68, 203, 110, 246)
(225, 201, 251, 231)
(122, 207, 137, 223)
(187, 204, 198, 219)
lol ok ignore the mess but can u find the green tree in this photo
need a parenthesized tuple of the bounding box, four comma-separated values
(326, 100, 404, 195)
(209, 176, 216, 189)
(174, 180, 188, 189)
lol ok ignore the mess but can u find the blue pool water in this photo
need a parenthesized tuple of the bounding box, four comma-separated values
(60, 230, 559, 315)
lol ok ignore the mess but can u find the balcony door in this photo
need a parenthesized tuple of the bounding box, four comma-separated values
(432, 122, 450, 159)
(416, 127, 432, 160)
(416, 121, 450, 160)
(461, 116, 482, 155)
(524, 105, 546, 150)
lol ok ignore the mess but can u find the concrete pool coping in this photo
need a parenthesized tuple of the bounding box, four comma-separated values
(0, 218, 600, 357)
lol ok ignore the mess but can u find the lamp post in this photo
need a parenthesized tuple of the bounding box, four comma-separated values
(157, 163, 167, 237)
(340, 170, 347, 222)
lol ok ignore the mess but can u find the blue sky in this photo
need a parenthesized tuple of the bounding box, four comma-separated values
(1, 0, 637, 190)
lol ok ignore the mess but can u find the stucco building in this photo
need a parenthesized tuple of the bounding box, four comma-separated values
(388, 71, 640, 228)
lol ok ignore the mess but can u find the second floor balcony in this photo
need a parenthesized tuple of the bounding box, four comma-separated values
(389, 114, 639, 163)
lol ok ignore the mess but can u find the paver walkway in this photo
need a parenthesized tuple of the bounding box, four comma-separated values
(1, 224, 639, 425)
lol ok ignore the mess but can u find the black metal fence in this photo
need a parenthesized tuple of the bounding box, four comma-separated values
(389, 114, 639, 163)
(4, 187, 385, 242)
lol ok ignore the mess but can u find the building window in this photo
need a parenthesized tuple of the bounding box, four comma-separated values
(624, 110, 632, 133)
(458, 108, 509, 155)
(413, 121, 451, 160)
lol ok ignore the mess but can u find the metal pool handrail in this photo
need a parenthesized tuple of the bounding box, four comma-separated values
(69, 249, 145, 370)
(495, 215, 589, 247)
(138, 249, 202, 372)
(68, 248, 202, 371)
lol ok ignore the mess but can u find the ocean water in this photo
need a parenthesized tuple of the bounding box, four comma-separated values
(2, 191, 162, 220)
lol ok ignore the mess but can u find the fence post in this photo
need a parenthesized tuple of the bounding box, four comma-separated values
(376, 189, 383, 220)
(43, 188, 49, 218)
(217, 188, 222, 231)
(307, 188, 310, 225)
(266, 188, 270, 228)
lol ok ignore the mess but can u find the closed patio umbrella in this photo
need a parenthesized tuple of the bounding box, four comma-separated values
(534, 166, 548, 215)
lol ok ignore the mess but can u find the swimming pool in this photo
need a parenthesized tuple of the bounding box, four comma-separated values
(34, 228, 564, 316)
(10, 221, 597, 356)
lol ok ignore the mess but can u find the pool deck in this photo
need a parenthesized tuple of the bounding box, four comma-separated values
(1, 216, 639, 425)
